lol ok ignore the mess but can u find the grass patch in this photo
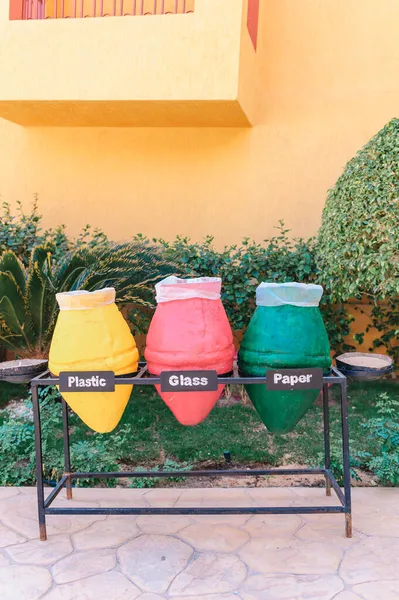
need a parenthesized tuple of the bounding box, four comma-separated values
(0, 378, 397, 486)
(0, 382, 26, 411)
(47, 379, 399, 467)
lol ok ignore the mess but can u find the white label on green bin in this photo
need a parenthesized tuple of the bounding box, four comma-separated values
(266, 368, 323, 391)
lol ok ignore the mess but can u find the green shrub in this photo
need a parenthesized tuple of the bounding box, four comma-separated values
(312, 444, 361, 486)
(357, 393, 399, 486)
(317, 119, 399, 362)
(152, 223, 352, 352)
(0, 386, 118, 487)
(0, 199, 42, 263)
(0, 199, 110, 265)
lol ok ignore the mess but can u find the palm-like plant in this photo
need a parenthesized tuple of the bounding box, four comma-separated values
(0, 240, 176, 358)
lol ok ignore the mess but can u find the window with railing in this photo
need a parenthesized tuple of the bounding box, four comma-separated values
(11, 0, 195, 20)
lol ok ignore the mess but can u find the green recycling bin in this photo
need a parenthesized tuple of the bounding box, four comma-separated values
(238, 283, 331, 434)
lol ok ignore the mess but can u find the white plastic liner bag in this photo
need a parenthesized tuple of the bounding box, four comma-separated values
(256, 282, 324, 308)
(155, 276, 222, 303)
(56, 288, 116, 311)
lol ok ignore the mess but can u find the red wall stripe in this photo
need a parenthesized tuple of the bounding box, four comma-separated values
(247, 0, 260, 50)
(9, 0, 25, 19)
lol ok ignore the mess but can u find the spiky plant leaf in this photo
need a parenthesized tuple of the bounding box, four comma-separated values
(30, 243, 54, 274)
(26, 264, 48, 349)
(55, 250, 89, 291)
(0, 272, 26, 326)
(0, 318, 25, 352)
(0, 251, 26, 294)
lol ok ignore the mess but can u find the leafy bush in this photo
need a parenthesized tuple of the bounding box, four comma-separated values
(152, 223, 352, 352)
(312, 445, 361, 486)
(0, 200, 42, 263)
(358, 393, 399, 486)
(0, 241, 176, 358)
(0, 386, 118, 487)
(317, 119, 399, 361)
(0, 199, 110, 265)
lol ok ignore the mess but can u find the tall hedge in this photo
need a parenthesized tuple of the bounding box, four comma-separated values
(317, 118, 399, 302)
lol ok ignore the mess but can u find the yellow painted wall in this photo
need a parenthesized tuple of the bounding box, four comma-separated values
(1, 0, 399, 245)
(0, 1, 241, 104)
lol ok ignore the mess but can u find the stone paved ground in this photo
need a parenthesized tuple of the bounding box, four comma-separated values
(0, 486, 398, 599)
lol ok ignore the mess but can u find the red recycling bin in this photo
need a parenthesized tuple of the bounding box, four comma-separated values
(145, 277, 235, 425)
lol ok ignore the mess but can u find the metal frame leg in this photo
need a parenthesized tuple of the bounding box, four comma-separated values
(32, 386, 47, 541)
(340, 378, 352, 538)
(322, 382, 331, 496)
(62, 399, 73, 500)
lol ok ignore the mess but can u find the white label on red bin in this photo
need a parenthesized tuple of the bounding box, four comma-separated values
(160, 370, 218, 392)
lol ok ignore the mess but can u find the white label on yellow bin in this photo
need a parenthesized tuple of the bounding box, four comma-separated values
(59, 371, 115, 392)
(266, 368, 323, 391)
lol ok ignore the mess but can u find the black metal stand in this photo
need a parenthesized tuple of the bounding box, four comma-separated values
(31, 366, 352, 541)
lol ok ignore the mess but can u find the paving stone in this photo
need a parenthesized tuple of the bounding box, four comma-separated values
(75, 488, 148, 502)
(0, 564, 52, 600)
(137, 515, 193, 535)
(169, 552, 247, 596)
(190, 514, 250, 527)
(144, 489, 185, 507)
(1, 494, 106, 538)
(18, 487, 39, 495)
(354, 510, 399, 537)
(97, 498, 150, 508)
(296, 518, 360, 545)
(240, 574, 344, 600)
(243, 515, 302, 538)
(6, 536, 72, 565)
(0, 487, 20, 501)
(42, 570, 141, 599)
(0, 515, 44, 540)
(290, 494, 341, 507)
(52, 549, 116, 584)
(246, 488, 299, 504)
(293, 487, 335, 498)
(0, 551, 11, 567)
(47, 513, 107, 536)
(0, 493, 38, 520)
(118, 534, 192, 593)
(73, 517, 139, 550)
(200, 489, 256, 508)
(139, 595, 166, 600)
(341, 537, 399, 585)
(239, 537, 343, 575)
(174, 490, 206, 508)
(0, 523, 26, 547)
(172, 596, 241, 600)
(351, 487, 399, 510)
(333, 593, 364, 600)
(178, 523, 249, 552)
(353, 580, 399, 599)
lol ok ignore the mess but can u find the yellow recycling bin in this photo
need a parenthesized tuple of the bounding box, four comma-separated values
(49, 288, 139, 433)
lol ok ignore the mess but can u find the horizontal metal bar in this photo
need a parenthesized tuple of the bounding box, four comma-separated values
(31, 370, 345, 388)
(44, 475, 68, 508)
(71, 468, 327, 479)
(325, 469, 346, 506)
(45, 505, 346, 516)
